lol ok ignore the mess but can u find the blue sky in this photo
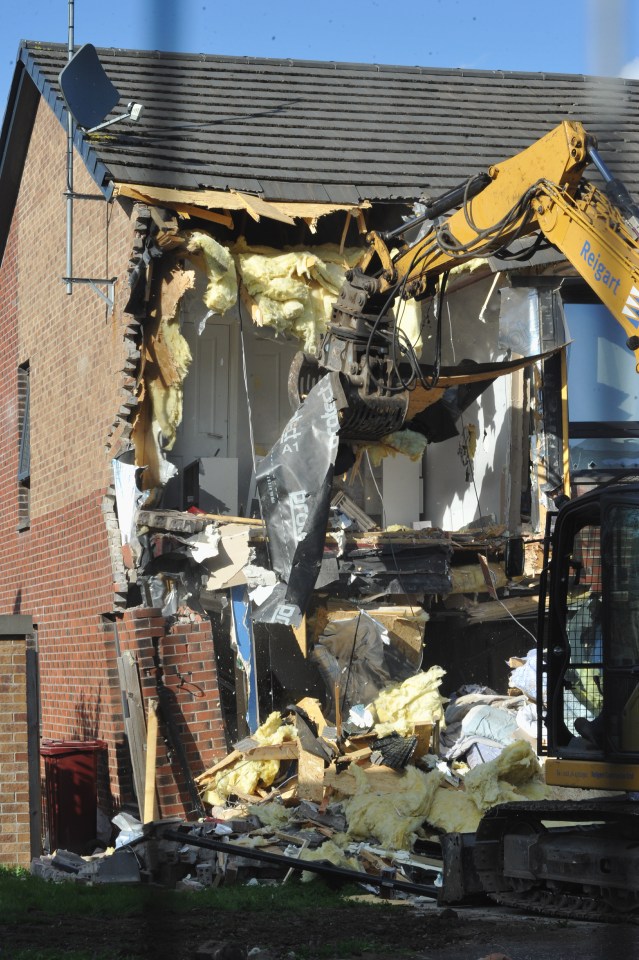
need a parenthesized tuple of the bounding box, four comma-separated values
(2, 0, 639, 117)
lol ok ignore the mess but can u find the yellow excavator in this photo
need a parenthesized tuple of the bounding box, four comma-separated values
(286, 122, 639, 917)
(439, 479, 639, 919)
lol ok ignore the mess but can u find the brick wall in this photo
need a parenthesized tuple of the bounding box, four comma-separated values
(112, 609, 227, 818)
(0, 86, 227, 832)
(0, 634, 32, 866)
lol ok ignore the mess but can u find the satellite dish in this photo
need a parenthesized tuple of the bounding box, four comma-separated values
(59, 43, 120, 130)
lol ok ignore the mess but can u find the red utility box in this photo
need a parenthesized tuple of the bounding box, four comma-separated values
(40, 739, 107, 854)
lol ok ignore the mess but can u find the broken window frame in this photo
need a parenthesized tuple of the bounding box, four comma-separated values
(17, 361, 30, 530)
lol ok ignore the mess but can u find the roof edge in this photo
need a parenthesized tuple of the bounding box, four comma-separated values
(22, 39, 639, 86)
(0, 53, 40, 268)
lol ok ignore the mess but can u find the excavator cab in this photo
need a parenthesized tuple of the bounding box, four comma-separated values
(541, 482, 639, 788)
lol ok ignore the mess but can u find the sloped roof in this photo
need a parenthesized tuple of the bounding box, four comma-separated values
(14, 41, 639, 206)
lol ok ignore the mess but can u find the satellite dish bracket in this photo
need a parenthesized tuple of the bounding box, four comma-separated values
(86, 101, 144, 134)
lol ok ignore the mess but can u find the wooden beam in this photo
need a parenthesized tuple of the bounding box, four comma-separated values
(117, 653, 147, 812)
(243, 742, 299, 762)
(143, 699, 159, 824)
(296, 715, 325, 803)
(292, 615, 307, 657)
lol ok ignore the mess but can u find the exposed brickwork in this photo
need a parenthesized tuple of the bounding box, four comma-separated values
(0, 88, 227, 831)
(0, 637, 31, 866)
(111, 609, 226, 818)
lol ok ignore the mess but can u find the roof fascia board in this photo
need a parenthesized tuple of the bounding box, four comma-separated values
(0, 59, 40, 267)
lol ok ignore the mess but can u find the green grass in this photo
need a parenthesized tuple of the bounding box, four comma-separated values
(0, 866, 364, 923)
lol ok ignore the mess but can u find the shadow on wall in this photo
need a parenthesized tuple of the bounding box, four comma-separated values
(156, 683, 207, 819)
(72, 685, 118, 827)
(74, 686, 102, 740)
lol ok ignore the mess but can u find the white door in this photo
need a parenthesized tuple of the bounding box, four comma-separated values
(180, 320, 230, 460)
(166, 320, 234, 512)
(247, 335, 298, 457)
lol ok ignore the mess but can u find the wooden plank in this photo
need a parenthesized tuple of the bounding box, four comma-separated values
(297, 750, 326, 804)
(334, 683, 342, 741)
(465, 595, 540, 623)
(117, 653, 147, 810)
(243, 742, 299, 762)
(292, 615, 307, 658)
(294, 697, 329, 735)
(143, 699, 159, 824)
(296, 715, 325, 803)
(340, 746, 372, 763)
(412, 722, 432, 760)
(196, 749, 243, 784)
(196, 742, 298, 791)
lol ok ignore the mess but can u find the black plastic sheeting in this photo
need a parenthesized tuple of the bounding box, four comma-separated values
(253, 373, 347, 628)
(318, 540, 453, 597)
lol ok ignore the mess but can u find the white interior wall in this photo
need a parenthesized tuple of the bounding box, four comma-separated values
(173, 263, 520, 531)
(424, 376, 512, 530)
(423, 274, 514, 531)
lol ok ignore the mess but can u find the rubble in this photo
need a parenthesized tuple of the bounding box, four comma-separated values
(31, 652, 550, 901)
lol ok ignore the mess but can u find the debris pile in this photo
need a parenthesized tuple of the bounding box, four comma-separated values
(32, 662, 549, 896)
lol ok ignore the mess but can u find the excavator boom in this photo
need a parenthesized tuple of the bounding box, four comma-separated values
(291, 119, 639, 442)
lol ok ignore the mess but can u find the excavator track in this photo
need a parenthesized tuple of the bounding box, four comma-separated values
(473, 799, 639, 923)
(489, 884, 639, 923)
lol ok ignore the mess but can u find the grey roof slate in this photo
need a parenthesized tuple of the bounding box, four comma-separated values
(14, 42, 639, 204)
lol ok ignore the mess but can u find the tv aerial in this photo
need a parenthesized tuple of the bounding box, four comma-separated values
(58, 23, 145, 308)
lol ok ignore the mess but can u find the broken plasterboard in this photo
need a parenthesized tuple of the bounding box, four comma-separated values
(203, 523, 252, 592)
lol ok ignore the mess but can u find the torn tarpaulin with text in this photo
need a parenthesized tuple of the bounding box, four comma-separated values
(253, 373, 347, 627)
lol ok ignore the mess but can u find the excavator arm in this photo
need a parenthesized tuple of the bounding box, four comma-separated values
(374, 119, 589, 295)
(535, 180, 639, 361)
(290, 120, 639, 441)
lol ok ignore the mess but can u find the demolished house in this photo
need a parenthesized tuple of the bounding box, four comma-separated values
(1, 42, 639, 872)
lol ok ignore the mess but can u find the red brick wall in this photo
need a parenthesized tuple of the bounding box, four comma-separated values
(113, 609, 227, 818)
(0, 636, 31, 866)
(0, 88, 227, 830)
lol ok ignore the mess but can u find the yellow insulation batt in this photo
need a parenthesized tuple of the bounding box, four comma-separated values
(147, 264, 195, 449)
(365, 429, 428, 467)
(340, 763, 444, 850)
(176, 233, 365, 349)
(233, 239, 364, 350)
(300, 838, 361, 877)
(247, 802, 292, 831)
(203, 712, 296, 805)
(146, 299, 193, 449)
(184, 231, 238, 315)
(369, 666, 447, 737)
(426, 740, 549, 834)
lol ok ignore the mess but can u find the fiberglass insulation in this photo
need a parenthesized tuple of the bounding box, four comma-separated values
(426, 739, 549, 834)
(340, 762, 444, 850)
(369, 666, 447, 737)
(203, 712, 296, 805)
(233, 239, 364, 350)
